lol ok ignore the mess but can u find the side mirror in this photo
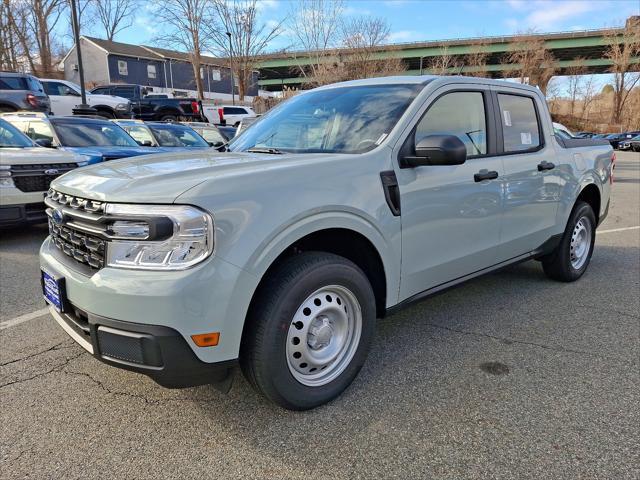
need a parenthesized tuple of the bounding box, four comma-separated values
(35, 138, 54, 148)
(137, 140, 153, 147)
(208, 141, 224, 147)
(402, 134, 467, 168)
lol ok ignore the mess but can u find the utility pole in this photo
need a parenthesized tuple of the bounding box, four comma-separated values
(70, 0, 95, 114)
(226, 31, 235, 105)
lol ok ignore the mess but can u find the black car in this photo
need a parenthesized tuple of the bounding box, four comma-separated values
(90, 84, 204, 122)
(605, 133, 637, 149)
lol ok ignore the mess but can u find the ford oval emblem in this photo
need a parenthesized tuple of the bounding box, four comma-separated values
(51, 208, 65, 225)
(44, 169, 59, 175)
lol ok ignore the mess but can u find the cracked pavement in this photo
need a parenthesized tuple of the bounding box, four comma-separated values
(1, 151, 639, 479)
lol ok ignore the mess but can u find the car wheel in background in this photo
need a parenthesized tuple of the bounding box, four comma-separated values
(542, 201, 596, 282)
(160, 114, 177, 122)
(240, 252, 376, 410)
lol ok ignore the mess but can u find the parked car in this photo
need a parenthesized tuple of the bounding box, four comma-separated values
(40, 78, 131, 118)
(218, 125, 237, 141)
(1, 112, 158, 164)
(143, 122, 212, 149)
(552, 122, 574, 138)
(0, 118, 87, 227)
(605, 133, 634, 149)
(202, 105, 257, 126)
(181, 122, 227, 147)
(111, 119, 158, 146)
(90, 84, 203, 122)
(620, 135, 640, 152)
(235, 115, 261, 136)
(628, 136, 640, 152)
(0, 72, 50, 113)
(575, 132, 596, 138)
(39, 76, 613, 410)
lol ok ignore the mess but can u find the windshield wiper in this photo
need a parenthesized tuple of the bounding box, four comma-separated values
(246, 147, 284, 154)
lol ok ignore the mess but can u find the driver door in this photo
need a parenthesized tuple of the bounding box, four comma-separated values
(395, 86, 505, 300)
(44, 82, 81, 116)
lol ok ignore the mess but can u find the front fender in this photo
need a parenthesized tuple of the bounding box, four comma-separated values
(238, 208, 399, 307)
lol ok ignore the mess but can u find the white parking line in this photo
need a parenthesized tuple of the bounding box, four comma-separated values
(597, 226, 640, 234)
(0, 307, 50, 331)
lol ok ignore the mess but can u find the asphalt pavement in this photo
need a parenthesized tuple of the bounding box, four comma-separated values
(1, 151, 639, 479)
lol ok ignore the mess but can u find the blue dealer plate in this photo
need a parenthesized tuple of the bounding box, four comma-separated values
(42, 270, 64, 312)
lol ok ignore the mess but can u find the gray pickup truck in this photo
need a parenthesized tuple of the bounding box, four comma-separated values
(39, 76, 614, 410)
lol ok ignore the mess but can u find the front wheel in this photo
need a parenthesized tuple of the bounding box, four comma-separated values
(240, 252, 376, 410)
(542, 201, 596, 282)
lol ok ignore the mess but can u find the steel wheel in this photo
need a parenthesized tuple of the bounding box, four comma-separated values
(570, 216, 592, 270)
(286, 285, 362, 387)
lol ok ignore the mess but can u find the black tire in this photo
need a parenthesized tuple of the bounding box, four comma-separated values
(240, 252, 376, 410)
(0, 106, 16, 113)
(542, 201, 596, 282)
(159, 114, 177, 122)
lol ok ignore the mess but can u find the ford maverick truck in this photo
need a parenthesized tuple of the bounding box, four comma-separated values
(39, 76, 614, 410)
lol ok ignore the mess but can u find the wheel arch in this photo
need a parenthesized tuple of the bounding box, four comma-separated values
(576, 183, 601, 225)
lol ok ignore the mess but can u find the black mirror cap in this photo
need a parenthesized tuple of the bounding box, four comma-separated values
(402, 134, 467, 167)
(35, 138, 54, 148)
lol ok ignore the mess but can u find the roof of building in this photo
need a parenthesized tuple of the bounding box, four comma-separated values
(81, 36, 226, 67)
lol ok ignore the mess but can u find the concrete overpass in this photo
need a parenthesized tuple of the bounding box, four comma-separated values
(257, 20, 640, 91)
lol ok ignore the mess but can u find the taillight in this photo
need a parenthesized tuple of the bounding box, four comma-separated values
(191, 101, 199, 114)
(218, 108, 224, 124)
(610, 152, 616, 184)
(26, 93, 39, 107)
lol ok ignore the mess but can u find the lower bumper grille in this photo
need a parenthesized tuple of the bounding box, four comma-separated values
(49, 220, 106, 269)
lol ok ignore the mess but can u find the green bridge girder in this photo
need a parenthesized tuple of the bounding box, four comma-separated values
(257, 26, 638, 89)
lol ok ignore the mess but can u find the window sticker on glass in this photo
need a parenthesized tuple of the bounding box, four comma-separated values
(521, 132, 532, 145)
(503, 110, 512, 127)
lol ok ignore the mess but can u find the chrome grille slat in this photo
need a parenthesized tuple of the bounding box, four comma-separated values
(47, 189, 107, 270)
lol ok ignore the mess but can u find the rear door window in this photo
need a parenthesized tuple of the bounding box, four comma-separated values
(0, 76, 27, 90)
(223, 107, 247, 115)
(113, 87, 136, 99)
(497, 94, 541, 153)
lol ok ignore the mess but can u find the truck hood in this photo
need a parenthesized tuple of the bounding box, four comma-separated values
(51, 150, 333, 203)
(0, 147, 84, 166)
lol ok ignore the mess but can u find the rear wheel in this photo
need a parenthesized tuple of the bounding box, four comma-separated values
(240, 252, 376, 410)
(542, 201, 596, 282)
(0, 106, 16, 113)
(95, 109, 115, 119)
(160, 114, 177, 122)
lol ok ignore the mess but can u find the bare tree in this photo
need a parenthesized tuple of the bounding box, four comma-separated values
(155, 0, 211, 99)
(337, 16, 405, 81)
(208, 0, 283, 101)
(428, 45, 460, 75)
(604, 21, 640, 124)
(507, 32, 557, 95)
(287, 0, 344, 83)
(566, 60, 586, 117)
(91, 0, 137, 41)
(464, 39, 489, 77)
(0, 0, 22, 71)
(580, 74, 598, 123)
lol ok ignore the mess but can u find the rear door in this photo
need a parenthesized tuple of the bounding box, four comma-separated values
(395, 85, 505, 300)
(490, 86, 563, 260)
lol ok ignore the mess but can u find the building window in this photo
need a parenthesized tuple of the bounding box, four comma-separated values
(200, 67, 205, 79)
(147, 64, 157, 79)
(118, 60, 128, 76)
(211, 69, 221, 81)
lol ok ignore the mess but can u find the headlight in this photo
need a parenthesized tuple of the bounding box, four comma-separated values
(0, 166, 14, 188)
(115, 103, 130, 111)
(104, 204, 213, 270)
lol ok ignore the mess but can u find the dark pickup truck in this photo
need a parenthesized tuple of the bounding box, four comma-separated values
(89, 84, 204, 122)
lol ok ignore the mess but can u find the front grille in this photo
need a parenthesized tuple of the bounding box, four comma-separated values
(46, 188, 105, 213)
(10, 163, 78, 193)
(49, 220, 106, 269)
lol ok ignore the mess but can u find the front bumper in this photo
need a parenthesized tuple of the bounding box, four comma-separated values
(48, 304, 235, 388)
(40, 236, 259, 366)
(0, 202, 47, 227)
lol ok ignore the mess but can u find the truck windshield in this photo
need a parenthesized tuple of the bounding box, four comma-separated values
(53, 120, 139, 147)
(0, 119, 34, 148)
(229, 84, 423, 154)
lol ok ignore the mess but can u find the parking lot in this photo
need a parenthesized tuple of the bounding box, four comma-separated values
(0, 151, 638, 479)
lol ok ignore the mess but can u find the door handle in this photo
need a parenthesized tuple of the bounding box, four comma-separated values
(538, 161, 555, 171)
(474, 170, 499, 182)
